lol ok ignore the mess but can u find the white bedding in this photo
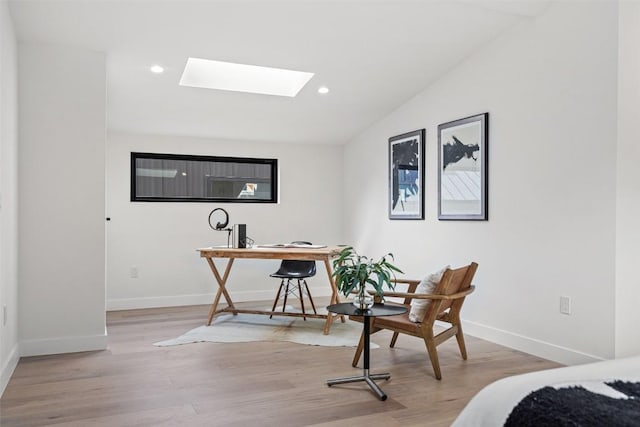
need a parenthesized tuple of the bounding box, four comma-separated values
(452, 355, 640, 427)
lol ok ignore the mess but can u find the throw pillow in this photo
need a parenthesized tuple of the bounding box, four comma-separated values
(408, 265, 450, 322)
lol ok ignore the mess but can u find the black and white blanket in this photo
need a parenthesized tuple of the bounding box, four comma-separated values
(505, 380, 640, 426)
(452, 356, 640, 427)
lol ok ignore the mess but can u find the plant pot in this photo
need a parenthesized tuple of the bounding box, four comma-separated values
(352, 293, 374, 310)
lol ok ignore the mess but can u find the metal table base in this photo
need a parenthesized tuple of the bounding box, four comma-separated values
(327, 310, 391, 401)
(327, 370, 390, 401)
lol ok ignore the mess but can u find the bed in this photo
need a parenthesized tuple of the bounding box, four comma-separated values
(452, 355, 640, 426)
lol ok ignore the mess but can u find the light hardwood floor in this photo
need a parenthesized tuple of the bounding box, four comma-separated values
(0, 303, 560, 426)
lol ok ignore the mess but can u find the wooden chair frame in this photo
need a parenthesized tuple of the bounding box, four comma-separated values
(352, 262, 478, 380)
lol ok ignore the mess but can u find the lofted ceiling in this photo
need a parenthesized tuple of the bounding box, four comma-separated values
(8, 0, 549, 145)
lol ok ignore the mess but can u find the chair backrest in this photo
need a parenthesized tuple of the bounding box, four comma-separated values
(278, 241, 317, 277)
(423, 262, 478, 324)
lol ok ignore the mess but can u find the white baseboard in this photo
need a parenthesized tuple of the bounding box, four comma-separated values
(20, 334, 108, 358)
(0, 344, 20, 398)
(463, 319, 604, 366)
(107, 293, 217, 311)
(107, 286, 334, 311)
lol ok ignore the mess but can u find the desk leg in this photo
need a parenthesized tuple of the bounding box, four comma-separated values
(327, 315, 390, 401)
(322, 258, 345, 335)
(206, 257, 236, 326)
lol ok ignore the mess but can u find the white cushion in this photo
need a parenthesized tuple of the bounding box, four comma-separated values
(408, 265, 450, 322)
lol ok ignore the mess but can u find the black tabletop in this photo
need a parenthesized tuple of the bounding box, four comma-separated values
(327, 302, 407, 317)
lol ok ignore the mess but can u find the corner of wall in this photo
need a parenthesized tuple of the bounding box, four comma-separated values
(0, 343, 19, 397)
(615, 0, 640, 359)
(0, 0, 20, 399)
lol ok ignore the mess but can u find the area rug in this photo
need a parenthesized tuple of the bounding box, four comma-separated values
(154, 312, 379, 348)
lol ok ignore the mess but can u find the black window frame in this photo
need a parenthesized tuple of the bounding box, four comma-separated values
(130, 152, 278, 203)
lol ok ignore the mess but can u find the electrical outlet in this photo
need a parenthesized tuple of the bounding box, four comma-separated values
(560, 296, 571, 315)
(3, 305, 7, 326)
(130, 266, 139, 279)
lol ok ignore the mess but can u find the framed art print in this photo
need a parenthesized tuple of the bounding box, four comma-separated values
(389, 129, 425, 220)
(438, 113, 488, 220)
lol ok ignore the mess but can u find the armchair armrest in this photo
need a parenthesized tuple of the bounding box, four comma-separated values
(372, 285, 475, 301)
(391, 278, 421, 295)
(391, 278, 421, 286)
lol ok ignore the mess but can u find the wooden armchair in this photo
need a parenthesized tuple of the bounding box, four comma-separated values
(352, 262, 478, 380)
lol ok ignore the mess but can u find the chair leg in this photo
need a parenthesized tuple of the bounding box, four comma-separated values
(270, 280, 285, 319)
(302, 279, 317, 314)
(390, 332, 399, 348)
(454, 323, 468, 360)
(352, 331, 365, 367)
(282, 279, 290, 313)
(423, 335, 442, 380)
(297, 280, 307, 320)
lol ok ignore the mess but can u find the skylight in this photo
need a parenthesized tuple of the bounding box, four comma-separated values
(179, 58, 314, 97)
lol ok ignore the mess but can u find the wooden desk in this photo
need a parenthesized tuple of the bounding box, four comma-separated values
(197, 245, 345, 334)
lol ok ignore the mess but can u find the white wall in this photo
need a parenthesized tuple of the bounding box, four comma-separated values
(106, 132, 343, 309)
(615, 1, 640, 358)
(18, 43, 107, 356)
(343, 1, 618, 365)
(0, 0, 19, 395)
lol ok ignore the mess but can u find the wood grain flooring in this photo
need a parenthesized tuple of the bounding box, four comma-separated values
(0, 302, 560, 426)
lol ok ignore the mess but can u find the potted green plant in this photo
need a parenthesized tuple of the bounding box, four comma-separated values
(332, 246, 403, 309)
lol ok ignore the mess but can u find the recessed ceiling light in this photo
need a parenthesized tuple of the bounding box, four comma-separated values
(179, 57, 314, 97)
(150, 65, 164, 74)
(318, 86, 330, 94)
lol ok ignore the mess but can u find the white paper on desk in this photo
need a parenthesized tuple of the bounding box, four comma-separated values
(256, 244, 327, 249)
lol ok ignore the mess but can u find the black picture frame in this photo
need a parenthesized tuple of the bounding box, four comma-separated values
(438, 113, 488, 220)
(389, 129, 425, 220)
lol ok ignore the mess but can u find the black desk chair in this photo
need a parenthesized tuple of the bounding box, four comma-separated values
(270, 241, 317, 320)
